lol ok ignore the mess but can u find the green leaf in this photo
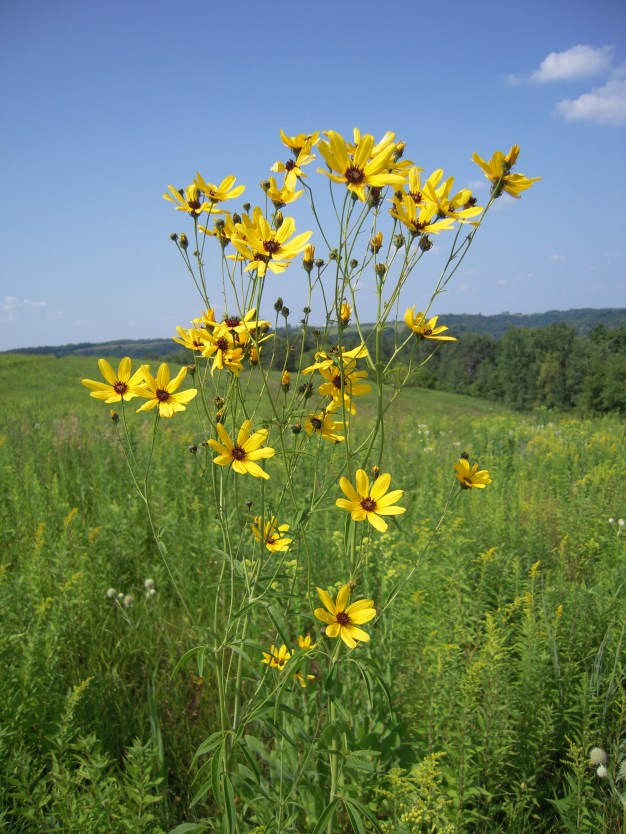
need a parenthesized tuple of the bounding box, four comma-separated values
(343, 798, 366, 834)
(168, 824, 209, 834)
(311, 798, 340, 834)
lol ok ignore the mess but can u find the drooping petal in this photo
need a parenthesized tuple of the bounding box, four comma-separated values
(316, 587, 336, 615)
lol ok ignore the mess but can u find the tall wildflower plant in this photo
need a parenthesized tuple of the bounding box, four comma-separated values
(83, 129, 538, 832)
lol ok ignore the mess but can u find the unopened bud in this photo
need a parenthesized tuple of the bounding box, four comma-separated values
(393, 234, 405, 249)
(186, 364, 196, 376)
(461, 451, 469, 460)
(232, 212, 242, 224)
(314, 258, 325, 268)
(274, 211, 284, 228)
(245, 499, 253, 509)
(419, 235, 433, 252)
(349, 259, 359, 270)
(375, 263, 387, 278)
(291, 422, 302, 434)
(169, 232, 179, 242)
(188, 444, 197, 454)
(243, 203, 251, 213)
(274, 297, 284, 312)
(281, 307, 290, 318)
(328, 249, 338, 261)
(110, 410, 119, 424)
(281, 370, 291, 392)
(214, 395, 225, 408)
(370, 465, 380, 479)
(179, 233, 188, 250)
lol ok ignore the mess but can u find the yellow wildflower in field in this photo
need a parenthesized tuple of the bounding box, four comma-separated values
(317, 129, 406, 201)
(424, 177, 483, 225)
(317, 361, 370, 415)
(336, 469, 405, 532)
(472, 146, 541, 198)
(261, 644, 293, 670)
(135, 364, 198, 418)
(163, 183, 210, 217)
(404, 307, 456, 341)
(339, 301, 352, 327)
(172, 326, 209, 352)
(314, 584, 376, 648)
(252, 516, 292, 553)
(279, 129, 320, 154)
(454, 457, 492, 489)
(194, 173, 245, 205)
(305, 411, 346, 443)
(200, 326, 245, 376)
(82, 357, 146, 403)
(390, 194, 456, 235)
(230, 207, 312, 277)
(208, 419, 275, 479)
(271, 140, 317, 189)
(262, 176, 302, 208)
(303, 344, 369, 374)
(297, 634, 317, 650)
(221, 309, 271, 344)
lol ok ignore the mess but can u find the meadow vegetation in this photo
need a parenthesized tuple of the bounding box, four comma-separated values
(1, 130, 624, 834)
(0, 354, 624, 832)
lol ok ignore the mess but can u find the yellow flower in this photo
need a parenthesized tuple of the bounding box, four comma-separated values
(336, 469, 405, 533)
(261, 644, 293, 670)
(200, 325, 245, 376)
(404, 307, 456, 341)
(279, 129, 320, 154)
(82, 357, 146, 403)
(172, 326, 209, 351)
(297, 634, 317, 650)
(135, 364, 197, 418)
(163, 183, 210, 217)
(317, 129, 406, 201)
(262, 176, 303, 208)
(230, 207, 312, 277)
(317, 361, 370, 415)
(194, 173, 245, 205)
(252, 516, 292, 552)
(454, 457, 492, 489)
(281, 370, 291, 391)
(199, 213, 239, 248)
(314, 584, 376, 648)
(221, 309, 271, 345)
(472, 146, 541, 198)
(305, 411, 346, 443)
(271, 140, 317, 189)
(303, 344, 369, 374)
(208, 419, 275, 479)
(302, 244, 315, 267)
(390, 194, 456, 235)
(339, 301, 352, 327)
(424, 177, 483, 225)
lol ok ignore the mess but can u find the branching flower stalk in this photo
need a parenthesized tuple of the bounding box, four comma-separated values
(81, 128, 539, 833)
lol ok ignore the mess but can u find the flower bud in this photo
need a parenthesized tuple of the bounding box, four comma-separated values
(214, 395, 224, 409)
(393, 234, 405, 249)
(216, 409, 224, 423)
(370, 232, 383, 254)
(303, 306, 311, 315)
(461, 451, 470, 460)
(291, 422, 302, 434)
(302, 244, 315, 273)
(299, 383, 314, 399)
(106, 587, 117, 599)
(281, 307, 290, 318)
(232, 212, 242, 224)
(281, 370, 291, 392)
(273, 297, 284, 312)
(144, 578, 155, 591)
(370, 464, 380, 479)
(110, 410, 119, 424)
(179, 233, 188, 250)
(419, 235, 433, 252)
(123, 594, 134, 609)
(245, 499, 253, 509)
(243, 203, 251, 213)
(186, 364, 196, 376)
(328, 249, 338, 261)
(349, 259, 359, 270)
(375, 263, 387, 278)
(169, 233, 179, 242)
(314, 258, 325, 268)
(339, 301, 351, 328)
(188, 444, 197, 454)
(274, 211, 284, 228)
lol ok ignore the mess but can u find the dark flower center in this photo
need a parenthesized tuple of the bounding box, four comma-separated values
(360, 497, 377, 512)
(231, 445, 246, 461)
(188, 200, 202, 211)
(409, 191, 423, 204)
(424, 328, 433, 336)
(310, 417, 322, 431)
(336, 611, 350, 626)
(156, 388, 170, 402)
(344, 166, 365, 185)
(113, 381, 128, 394)
(216, 337, 230, 351)
(224, 316, 241, 328)
(285, 159, 296, 171)
(332, 373, 343, 389)
(264, 239, 281, 255)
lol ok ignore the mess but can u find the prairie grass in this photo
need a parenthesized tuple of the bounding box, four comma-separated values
(1, 353, 624, 832)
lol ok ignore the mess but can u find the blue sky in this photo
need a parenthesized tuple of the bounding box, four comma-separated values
(1, 0, 625, 351)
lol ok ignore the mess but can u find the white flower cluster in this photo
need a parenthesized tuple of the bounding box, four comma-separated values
(105, 578, 157, 608)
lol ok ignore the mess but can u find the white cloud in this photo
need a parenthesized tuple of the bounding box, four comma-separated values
(531, 45, 614, 83)
(1, 296, 47, 316)
(550, 254, 566, 262)
(556, 67, 626, 125)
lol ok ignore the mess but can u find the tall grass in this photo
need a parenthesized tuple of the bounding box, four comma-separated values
(1, 354, 624, 832)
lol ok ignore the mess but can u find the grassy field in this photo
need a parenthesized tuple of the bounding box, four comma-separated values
(1, 353, 625, 833)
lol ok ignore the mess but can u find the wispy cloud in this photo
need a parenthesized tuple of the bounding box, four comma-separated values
(556, 65, 626, 126)
(550, 254, 567, 262)
(506, 44, 614, 86)
(1, 296, 62, 323)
